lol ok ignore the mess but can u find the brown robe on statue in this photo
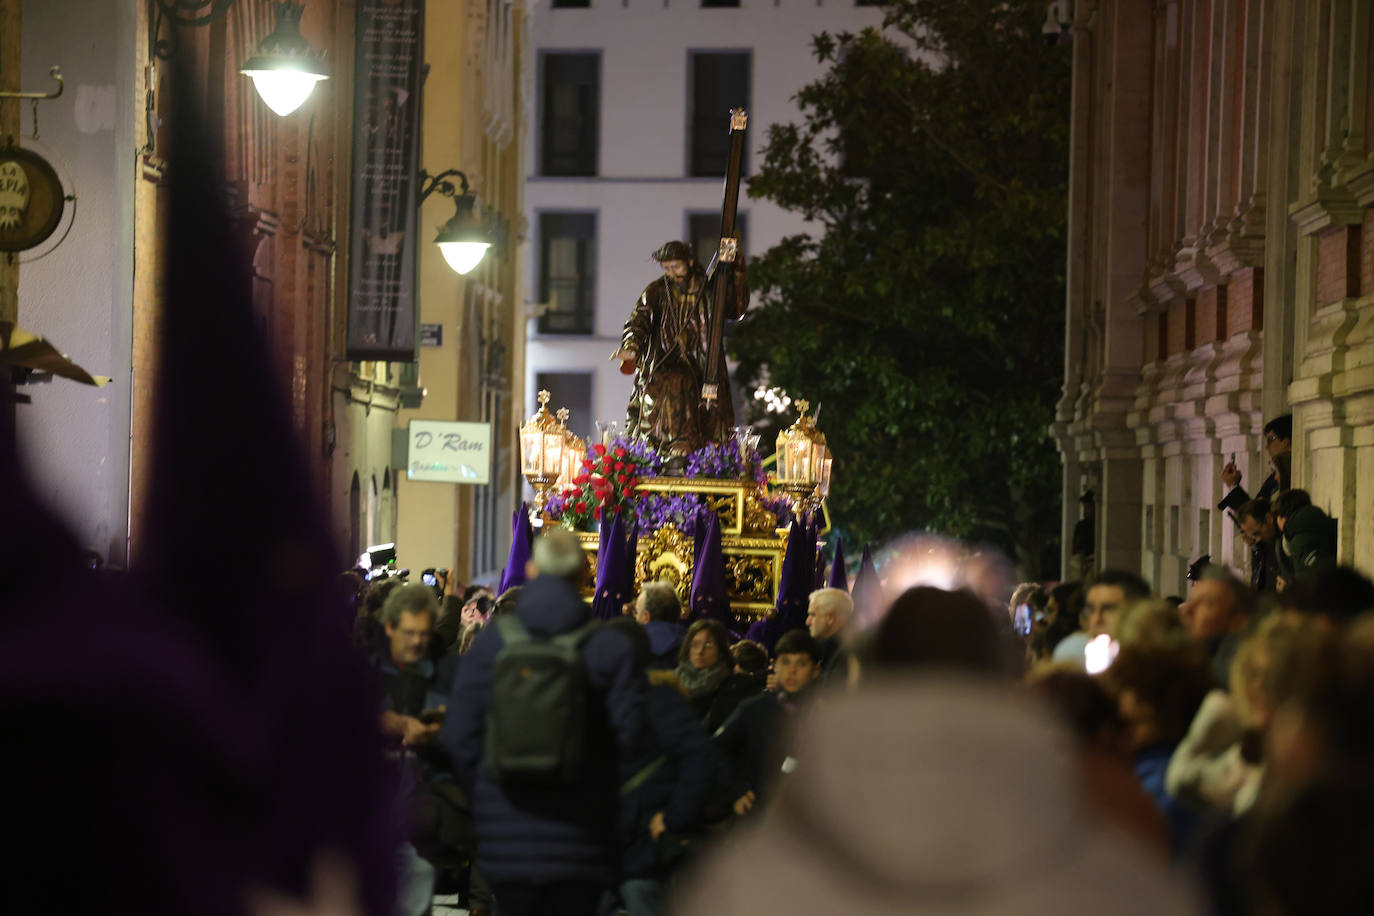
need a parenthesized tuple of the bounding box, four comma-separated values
(620, 259, 749, 455)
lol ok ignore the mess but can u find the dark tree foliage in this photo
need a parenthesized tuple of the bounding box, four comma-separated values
(731, 0, 1071, 567)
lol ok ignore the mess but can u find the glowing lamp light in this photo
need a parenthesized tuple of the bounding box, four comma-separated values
(438, 241, 491, 276)
(418, 169, 497, 275)
(817, 446, 833, 499)
(239, 2, 329, 117)
(243, 69, 327, 117)
(433, 193, 494, 276)
(519, 390, 567, 519)
(774, 399, 829, 515)
(554, 408, 587, 490)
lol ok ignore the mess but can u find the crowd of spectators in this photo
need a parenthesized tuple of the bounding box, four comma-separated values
(344, 461, 1373, 916)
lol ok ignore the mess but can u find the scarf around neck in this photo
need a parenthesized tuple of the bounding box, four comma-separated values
(676, 660, 729, 697)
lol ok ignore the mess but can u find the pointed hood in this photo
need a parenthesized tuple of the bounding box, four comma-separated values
(2, 55, 396, 914)
(827, 535, 848, 592)
(690, 510, 730, 623)
(851, 543, 883, 628)
(749, 519, 815, 652)
(691, 506, 709, 557)
(498, 503, 533, 594)
(592, 510, 632, 620)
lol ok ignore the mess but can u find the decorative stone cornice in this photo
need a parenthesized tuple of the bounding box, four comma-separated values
(1290, 185, 1364, 235)
(1172, 243, 1225, 292)
(1344, 159, 1374, 208)
(1206, 198, 1267, 275)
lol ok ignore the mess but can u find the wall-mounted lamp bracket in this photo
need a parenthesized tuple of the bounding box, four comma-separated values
(150, 0, 237, 61)
(418, 168, 472, 204)
(0, 66, 65, 102)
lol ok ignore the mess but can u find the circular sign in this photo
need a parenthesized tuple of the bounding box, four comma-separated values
(0, 146, 65, 252)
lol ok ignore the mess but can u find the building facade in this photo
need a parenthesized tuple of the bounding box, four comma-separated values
(6, 0, 527, 577)
(1055, 0, 1374, 591)
(389, 0, 529, 582)
(522, 0, 884, 446)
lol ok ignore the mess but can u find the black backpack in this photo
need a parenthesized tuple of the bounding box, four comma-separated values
(484, 614, 600, 783)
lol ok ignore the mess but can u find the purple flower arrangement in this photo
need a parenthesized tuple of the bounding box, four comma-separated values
(637, 492, 710, 534)
(546, 435, 770, 535)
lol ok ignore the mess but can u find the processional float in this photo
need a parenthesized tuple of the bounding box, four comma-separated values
(517, 109, 837, 624)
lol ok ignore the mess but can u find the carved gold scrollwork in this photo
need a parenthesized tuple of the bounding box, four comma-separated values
(742, 489, 779, 534)
(727, 556, 774, 602)
(707, 493, 738, 530)
(634, 524, 693, 607)
(578, 549, 599, 599)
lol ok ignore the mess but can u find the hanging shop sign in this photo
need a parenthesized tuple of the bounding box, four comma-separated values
(407, 419, 491, 484)
(345, 0, 426, 361)
(0, 146, 65, 253)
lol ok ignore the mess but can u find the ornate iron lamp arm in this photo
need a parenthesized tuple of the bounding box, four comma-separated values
(418, 168, 471, 204)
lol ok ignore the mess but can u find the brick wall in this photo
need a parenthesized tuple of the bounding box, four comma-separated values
(1363, 207, 1374, 297)
(1316, 224, 1361, 307)
(1166, 298, 1195, 355)
(1195, 285, 1226, 345)
(1227, 266, 1263, 333)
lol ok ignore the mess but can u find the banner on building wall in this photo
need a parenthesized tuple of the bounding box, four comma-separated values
(407, 420, 492, 484)
(346, 0, 426, 361)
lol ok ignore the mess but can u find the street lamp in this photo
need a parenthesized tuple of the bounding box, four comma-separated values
(150, 1, 328, 118)
(238, 2, 330, 117)
(419, 168, 494, 276)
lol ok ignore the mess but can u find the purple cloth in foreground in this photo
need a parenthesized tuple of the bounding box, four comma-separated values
(827, 535, 849, 592)
(1, 53, 397, 915)
(498, 503, 533, 594)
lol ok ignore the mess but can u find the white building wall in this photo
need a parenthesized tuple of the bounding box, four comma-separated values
(13, 0, 136, 565)
(330, 370, 400, 565)
(523, 0, 884, 433)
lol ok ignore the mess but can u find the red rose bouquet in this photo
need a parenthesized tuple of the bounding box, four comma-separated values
(551, 440, 657, 530)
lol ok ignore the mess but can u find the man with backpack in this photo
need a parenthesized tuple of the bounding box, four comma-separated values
(440, 527, 650, 916)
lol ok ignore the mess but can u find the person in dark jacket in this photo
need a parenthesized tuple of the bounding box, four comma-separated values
(439, 528, 650, 916)
(370, 583, 489, 912)
(604, 619, 719, 916)
(805, 587, 855, 687)
(1237, 498, 1280, 592)
(703, 639, 768, 733)
(636, 580, 686, 670)
(714, 629, 821, 817)
(1219, 415, 1291, 589)
(1272, 489, 1337, 587)
(1218, 414, 1291, 510)
(675, 618, 733, 718)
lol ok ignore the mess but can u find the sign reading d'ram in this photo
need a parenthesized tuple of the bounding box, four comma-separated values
(407, 420, 491, 484)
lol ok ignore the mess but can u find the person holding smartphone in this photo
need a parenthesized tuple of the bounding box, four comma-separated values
(1219, 414, 1292, 594)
